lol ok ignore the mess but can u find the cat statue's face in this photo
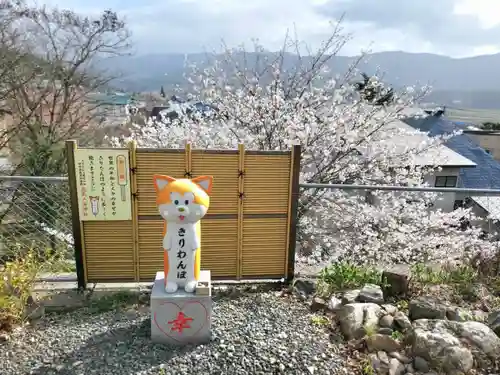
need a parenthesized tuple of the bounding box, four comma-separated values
(153, 175, 213, 224)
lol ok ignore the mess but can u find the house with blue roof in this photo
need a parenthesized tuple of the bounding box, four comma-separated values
(351, 113, 476, 212)
(403, 112, 500, 228)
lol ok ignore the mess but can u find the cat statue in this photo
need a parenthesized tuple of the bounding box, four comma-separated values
(153, 174, 213, 293)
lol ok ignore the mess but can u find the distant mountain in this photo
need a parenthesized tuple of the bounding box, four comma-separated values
(100, 51, 500, 110)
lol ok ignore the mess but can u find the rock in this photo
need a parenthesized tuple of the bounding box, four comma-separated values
(138, 292, 150, 304)
(366, 334, 402, 352)
(371, 352, 391, 375)
(388, 352, 411, 364)
(358, 284, 384, 304)
(292, 278, 316, 300)
(442, 346, 474, 374)
(364, 303, 382, 329)
(336, 303, 382, 340)
(409, 297, 447, 320)
(459, 320, 500, 359)
(488, 310, 500, 337)
(217, 285, 230, 297)
(405, 363, 415, 374)
(472, 309, 488, 323)
(413, 356, 430, 372)
(309, 297, 326, 312)
(382, 265, 411, 297)
(446, 307, 473, 322)
(326, 296, 342, 312)
(341, 289, 360, 304)
(24, 301, 45, 321)
(382, 304, 398, 315)
(393, 311, 412, 332)
(411, 319, 500, 374)
(377, 351, 390, 365)
(368, 353, 388, 374)
(368, 352, 379, 365)
(336, 303, 364, 339)
(0, 333, 9, 342)
(411, 319, 465, 372)
(228, 287, 242, 299)
(388, 357, 405, 375)
(379, 314, 394, 328)
(378, 327, 393, 335)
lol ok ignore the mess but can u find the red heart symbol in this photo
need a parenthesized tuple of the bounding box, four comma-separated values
(153, 300, 209, 342)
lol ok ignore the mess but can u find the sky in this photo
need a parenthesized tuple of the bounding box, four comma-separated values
(44, 0, 500, 58)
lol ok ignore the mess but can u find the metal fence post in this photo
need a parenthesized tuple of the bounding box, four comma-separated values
(128, 141, 140, 281)
(65, 140, 86, 290)
(286, 144, 301, 283)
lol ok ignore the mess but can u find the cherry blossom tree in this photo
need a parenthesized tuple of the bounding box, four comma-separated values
(116, 28, 498, 267)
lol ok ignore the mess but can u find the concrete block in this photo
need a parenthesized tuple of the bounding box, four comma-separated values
(195, 272, 212, 296)
(151, 270, 212, 345)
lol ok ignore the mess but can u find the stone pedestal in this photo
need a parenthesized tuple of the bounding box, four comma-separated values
(151, 270, 212, 345)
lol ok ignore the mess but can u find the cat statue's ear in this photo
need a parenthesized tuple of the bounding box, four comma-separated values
(192, 175, 213, 195)
(153, 175, 177, 192)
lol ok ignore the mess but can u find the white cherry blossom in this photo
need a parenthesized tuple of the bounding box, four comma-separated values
(113, 35, 499, 267)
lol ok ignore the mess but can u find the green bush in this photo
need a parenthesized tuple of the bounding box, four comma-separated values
(0, 246, 69, 331)
(412, 263, 479, 285)
(318, 262, 382, 294)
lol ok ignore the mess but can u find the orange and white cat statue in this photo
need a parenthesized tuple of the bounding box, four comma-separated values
(153, 174, 213, 294)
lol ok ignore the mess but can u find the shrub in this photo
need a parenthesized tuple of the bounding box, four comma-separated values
(0, 246, 69, 331)
(412, 263, 479, 285)
(318, 262, 382, 294)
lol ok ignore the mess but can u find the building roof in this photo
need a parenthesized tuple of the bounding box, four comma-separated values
(360, 118, 476, 167)
(147, 97, 217, 121)
(403, 114, 500, 220)
(87, 92, 131, 106)
(403, 115, 500, 189)
(469, 196, 500, 220)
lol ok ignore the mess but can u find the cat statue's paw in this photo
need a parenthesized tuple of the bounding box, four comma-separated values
(165, 281, 178, 293)
(184, 280, 197, 293)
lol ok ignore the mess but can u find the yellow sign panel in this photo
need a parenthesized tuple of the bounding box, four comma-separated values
(74, 148, 132, 221)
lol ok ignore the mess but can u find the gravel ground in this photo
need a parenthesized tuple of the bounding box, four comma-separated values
(1, 291, 347, 375)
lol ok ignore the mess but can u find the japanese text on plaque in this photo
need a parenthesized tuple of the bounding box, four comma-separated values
(74, 149, 132, 221)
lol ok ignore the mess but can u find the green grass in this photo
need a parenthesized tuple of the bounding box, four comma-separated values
(318, 262, 382, 294)
(396, 300, 409, 312)
(391, 330, 404, 341)
(310, 315, 330, 326)
(411, 264, 478, 285)
(363, 323, 377, 337)
(317, 261, 491, 303)
(410, 264, 487, 301)
(360, 358, 375, 375)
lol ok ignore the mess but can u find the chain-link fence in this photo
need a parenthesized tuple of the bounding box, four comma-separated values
(0, 176, 73, 262)
(4, 174, 500, 281)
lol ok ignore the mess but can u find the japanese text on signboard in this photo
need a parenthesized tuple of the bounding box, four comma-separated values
(73, 149, 132, 221)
